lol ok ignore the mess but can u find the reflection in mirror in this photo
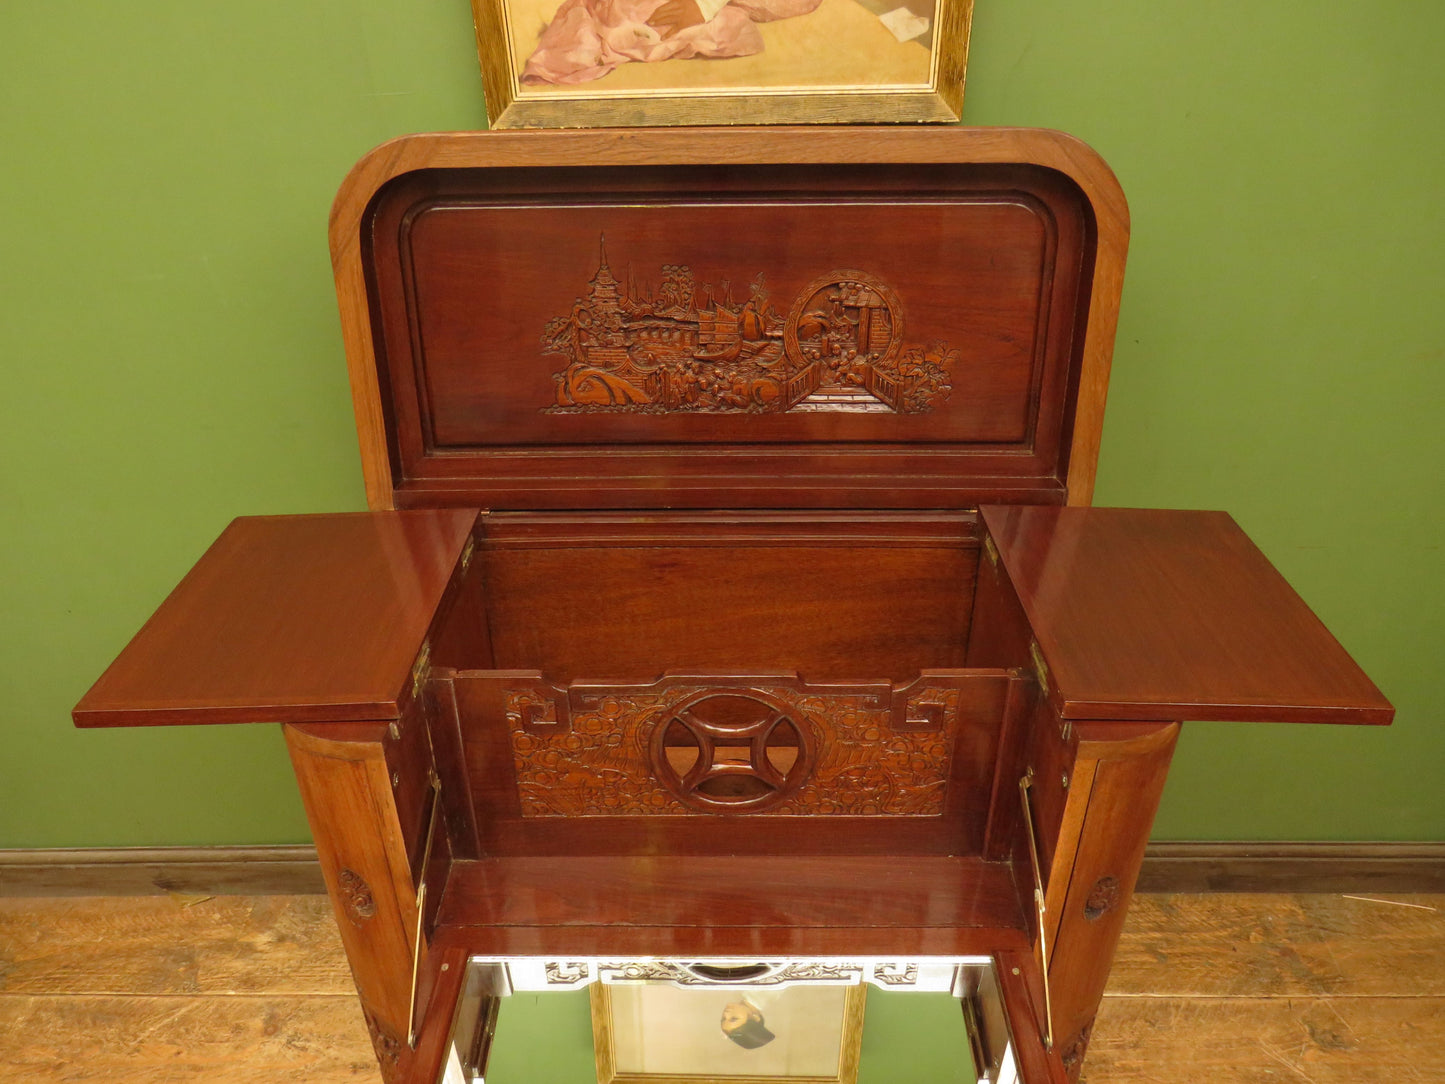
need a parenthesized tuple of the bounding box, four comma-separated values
(441, 958, 1019, 1084)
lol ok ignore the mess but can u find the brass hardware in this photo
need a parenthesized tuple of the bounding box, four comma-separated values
(391, 771, 400, 789)
(982, 534, 1000, 571)
(407, 772, 442, 1048)
(1060, 720, 1072, 743)
(1018, 769, 1055, 1051)
(458, 536, 475, 574)
(410, 640, 432, 699)
(1061, 772, 1070, 790)
(1028, 641, 1050, 697)
(388, 721, 400, 742)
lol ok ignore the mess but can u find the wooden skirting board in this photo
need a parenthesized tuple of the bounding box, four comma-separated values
(1, 842, 1442, 897)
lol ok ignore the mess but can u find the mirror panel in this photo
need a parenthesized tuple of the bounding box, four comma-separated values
(441, 957, 1020, 1084)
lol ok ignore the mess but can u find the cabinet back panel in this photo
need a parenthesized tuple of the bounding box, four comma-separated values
(476, 512, 980, 683)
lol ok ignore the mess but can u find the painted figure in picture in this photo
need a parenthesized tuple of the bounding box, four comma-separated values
(522, 0, 824, 85)
(720, 999, 776, 1049)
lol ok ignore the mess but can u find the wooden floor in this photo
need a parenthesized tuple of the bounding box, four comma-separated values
(1, 893, 1441, 1082)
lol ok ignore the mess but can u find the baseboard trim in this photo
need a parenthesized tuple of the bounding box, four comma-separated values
(1135, 841, 1445, 894)
(0, 845, 326, 897)
(2, 842, 1441, 897)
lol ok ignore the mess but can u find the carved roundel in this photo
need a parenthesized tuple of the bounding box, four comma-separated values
(650, 691, 815, 813)
(783, 269, 906, 374)
(1083, 875, 1120, 921)
(337, 867, 376, 926)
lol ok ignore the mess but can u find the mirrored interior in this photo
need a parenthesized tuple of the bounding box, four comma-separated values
(441, 957, 1019, 1084)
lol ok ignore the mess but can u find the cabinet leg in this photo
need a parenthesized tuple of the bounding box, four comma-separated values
(285, 723, 425, 1081)
(1042, 721, 1179, 1081)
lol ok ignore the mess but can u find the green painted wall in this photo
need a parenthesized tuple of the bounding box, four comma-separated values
(2, 2, 1440, 848)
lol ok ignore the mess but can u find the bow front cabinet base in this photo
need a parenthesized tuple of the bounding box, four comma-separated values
(74, 128, 1391, 1084)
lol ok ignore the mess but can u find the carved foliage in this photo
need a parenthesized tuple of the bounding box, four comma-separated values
(1060, 1018, 1094, 1081)
(337, 867, 376, 926)
(363, 1007, 403, 1084)
(506, 682, 957, 817)
(543, 242, 956, 416)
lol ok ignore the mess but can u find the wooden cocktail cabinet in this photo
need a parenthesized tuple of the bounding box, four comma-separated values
(74, 128, 1392, 1083)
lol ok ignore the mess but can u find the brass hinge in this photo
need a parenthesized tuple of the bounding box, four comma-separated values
(1018, 768, 1055, 1052)
(982, 533, 1000, 572)
(1028, 640, 1050, 697)
(410, 640, 432, 699)
(407, 772, 442, 1048)
(458, 535, 475, 575)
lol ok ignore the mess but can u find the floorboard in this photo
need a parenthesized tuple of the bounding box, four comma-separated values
(1, 891, 1441, 1082)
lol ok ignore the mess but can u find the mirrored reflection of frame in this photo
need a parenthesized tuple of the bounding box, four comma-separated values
(468, 0, 973, 128)
(591, 982, 866, 1084)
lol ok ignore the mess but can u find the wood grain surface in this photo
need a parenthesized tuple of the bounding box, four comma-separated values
(981, 506, 1394, 725)
(436, 855, 1026, 933)
(0, 895, 372, 1083)
(0, 896, 352, 996)
(73, 511, 477, 728)
(329, 128, 1127, 511)
(1104, 892, 1445, 999)
(4, 893, 1441, 1082)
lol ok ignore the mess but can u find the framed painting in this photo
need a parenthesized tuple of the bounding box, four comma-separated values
(468, 0, 973, 127)
(591, 981, 867, 1084)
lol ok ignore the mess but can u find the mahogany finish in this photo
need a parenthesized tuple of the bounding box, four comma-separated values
(425, 920, 1034, 963)
(72, 129, 1392, 1084)
(332, 128, 1129, 512)
(476, 511, 979, 683)
(436, 856, 1026, 934)
(74, 511, 477, 728)
(981, 505, 1394, 724)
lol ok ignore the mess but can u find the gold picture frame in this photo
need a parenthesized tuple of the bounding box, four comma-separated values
(468, 0, 972, 128)
(591, 982, 867, 1084)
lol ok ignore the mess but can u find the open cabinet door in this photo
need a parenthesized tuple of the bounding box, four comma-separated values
(73, 510, 479, 730)
(73, 509, 479, 1068)
(973, 504, 1393, 1077)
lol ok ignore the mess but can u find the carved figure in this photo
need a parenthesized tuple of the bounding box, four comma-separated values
(542, 241, 955, 415)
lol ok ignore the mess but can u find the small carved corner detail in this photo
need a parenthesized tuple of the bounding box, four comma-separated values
(1083, 875, 1120, 922)
(1059, 1018, 1094, 1081)
(363, 1008, 403, 1083)
(871, 962, 919, 986)
(505, 687, 568, 735)
(545, 961, 591, 985)
(337, 868, 376, 927)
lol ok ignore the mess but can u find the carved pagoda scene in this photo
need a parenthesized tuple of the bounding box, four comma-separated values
(544, 238, 957, 414)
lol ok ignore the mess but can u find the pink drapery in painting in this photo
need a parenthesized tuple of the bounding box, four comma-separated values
(522, 0, 824, 85)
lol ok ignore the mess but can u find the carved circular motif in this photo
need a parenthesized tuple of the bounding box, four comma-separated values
(338, 867, 376, 926)
(650, 691, 815, 813)
(1083, 875, 1120, 921)
(782, 269, 906, 375)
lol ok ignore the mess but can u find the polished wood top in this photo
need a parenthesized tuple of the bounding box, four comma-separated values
(73, 511, 477, 728)
(436, 855, 1027, 939)
(981, 506, 1394, 725)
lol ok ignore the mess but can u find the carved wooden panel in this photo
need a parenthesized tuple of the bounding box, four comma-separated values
(545, 249, 955, 416)
(354, 149, 1104, 509)
(503, 676, 961, 817)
